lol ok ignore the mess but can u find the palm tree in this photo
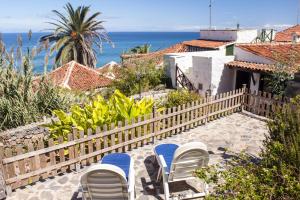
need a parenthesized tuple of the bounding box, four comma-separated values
(40, 3, 111, 68)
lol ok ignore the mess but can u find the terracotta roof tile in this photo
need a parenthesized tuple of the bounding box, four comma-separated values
(225, 61, 276, 72)
(275, 25, 300, 42)
(35, 61, 112, 91)
(96, 61, 122, 79)
(225, 60, 298, 73)
(236, 43, 300, 63)
(121, 43, 188, 66)
(183, 39, 232, 49)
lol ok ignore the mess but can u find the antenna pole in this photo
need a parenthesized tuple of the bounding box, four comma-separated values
(297, 0, 300, 25)
(209, 0, 212, 29)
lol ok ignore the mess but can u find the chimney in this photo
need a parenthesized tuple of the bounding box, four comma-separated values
(292, 32, 299, 43)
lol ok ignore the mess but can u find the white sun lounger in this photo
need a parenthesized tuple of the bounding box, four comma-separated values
(80, 153, 135, 200)
(154, 142, 209, 200)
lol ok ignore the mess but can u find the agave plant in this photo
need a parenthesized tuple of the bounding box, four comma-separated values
(40, 3, 111, 68)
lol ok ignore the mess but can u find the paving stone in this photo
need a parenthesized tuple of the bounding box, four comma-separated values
(57, 176, 69, 185)
(28, 197, 39, 200)
(40, 191, 53, 200)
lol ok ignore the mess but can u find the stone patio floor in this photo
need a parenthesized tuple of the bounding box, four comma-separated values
(7, 113, 268, 200)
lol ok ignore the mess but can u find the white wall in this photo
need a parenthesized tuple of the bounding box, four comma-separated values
(164, 51, 235, 95)
(200, 30, 238, 41)
(190, 56, 212, 95)
(250, 72, 260, 91)
(211, 56, 235, 94)
(234, 47, 274, 64)
(164, 53, 194, 88)
(236, 30, 258, 43)
(200, 29, 258, 43)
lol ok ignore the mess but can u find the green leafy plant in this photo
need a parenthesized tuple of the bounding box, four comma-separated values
(264, 71, 293, 96)
(112, 60, 167, 96)
(263, 49, 299, 96)
(157, 89, 202, 108)
(196, 153, 300, 200)
(46, 90, 156, 141)
(265, 95, 300, 174)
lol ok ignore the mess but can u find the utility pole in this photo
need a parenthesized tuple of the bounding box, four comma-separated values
(209, 0, 212, 29)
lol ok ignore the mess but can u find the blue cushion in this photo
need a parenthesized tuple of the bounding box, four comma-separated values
(100, 153, 131, 180)
(155, 144, 179, 173)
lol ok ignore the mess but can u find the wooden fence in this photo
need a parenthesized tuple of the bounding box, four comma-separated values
(243, 89, 288, 118)
(0, 88, 286, 193)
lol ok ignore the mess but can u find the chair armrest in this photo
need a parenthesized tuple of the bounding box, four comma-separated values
(158, 155, 168, 175)
(128, 158, 135, 193)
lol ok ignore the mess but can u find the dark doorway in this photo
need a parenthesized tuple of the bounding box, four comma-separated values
(235, 70, 251, 89)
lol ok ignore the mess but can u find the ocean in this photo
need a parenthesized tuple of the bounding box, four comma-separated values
(1, 32, 199, 73)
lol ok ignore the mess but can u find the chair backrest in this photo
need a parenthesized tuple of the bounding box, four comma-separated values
(80, 164, 129, 200)
(168, 142, 209, 182)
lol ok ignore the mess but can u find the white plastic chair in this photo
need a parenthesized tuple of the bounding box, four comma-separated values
(154, 142, 209, 200)
(80, 153, 135, 200)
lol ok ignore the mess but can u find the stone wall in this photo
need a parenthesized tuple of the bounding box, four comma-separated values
(0, 119, 52, 149)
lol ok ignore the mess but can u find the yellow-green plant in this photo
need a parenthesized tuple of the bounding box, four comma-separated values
(47, 90, 155, 141)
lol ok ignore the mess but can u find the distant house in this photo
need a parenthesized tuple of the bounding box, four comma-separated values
(35, 61, 113, 91)
(274, 25, 300, 43)
(164, 29, 259, 95)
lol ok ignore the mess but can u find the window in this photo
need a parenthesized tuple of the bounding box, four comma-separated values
(226, 44, 234, 56)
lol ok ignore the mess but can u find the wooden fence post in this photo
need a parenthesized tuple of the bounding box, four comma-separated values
(205, 91, 212, 123)
(0, 144, 7, 199)
(241, 84, 247, 111)
(152, 106, 156, 144)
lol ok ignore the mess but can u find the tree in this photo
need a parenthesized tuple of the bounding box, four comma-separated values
(264, 48, 299, 96)
(40, 3, 111, 68)
(128, 44, 151, 54)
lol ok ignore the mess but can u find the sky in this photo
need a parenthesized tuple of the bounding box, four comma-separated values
(0, 0, 299, 32)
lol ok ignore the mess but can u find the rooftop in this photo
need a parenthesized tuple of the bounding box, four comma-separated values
(275, 25, 300, 42)
(183, 39, 233, 49)
(35, 61, 113, 91)
(7, 113, 268, 200)
(225, 60, 276, 72)
(237, 43, 300, 64)
(97, 61, 122, 79)
(200, 28, 257, 31)
(121, 43, 188, 66)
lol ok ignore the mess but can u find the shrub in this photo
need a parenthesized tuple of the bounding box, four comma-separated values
(46, 90, 157, 141)
(195, 95, 300, 199)
(196, 153, 300, 200)
(157, 89, 202, 108)
(264, 95, 300, 174)
(112, 60, 167, 96)
(0, 33, 71, 130)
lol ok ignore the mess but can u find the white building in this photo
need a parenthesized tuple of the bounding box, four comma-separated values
(165, 29, 259, 95)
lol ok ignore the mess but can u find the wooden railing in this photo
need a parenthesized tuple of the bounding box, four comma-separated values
(176, 64, 197, 91)
(0, 88, 287, 194)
